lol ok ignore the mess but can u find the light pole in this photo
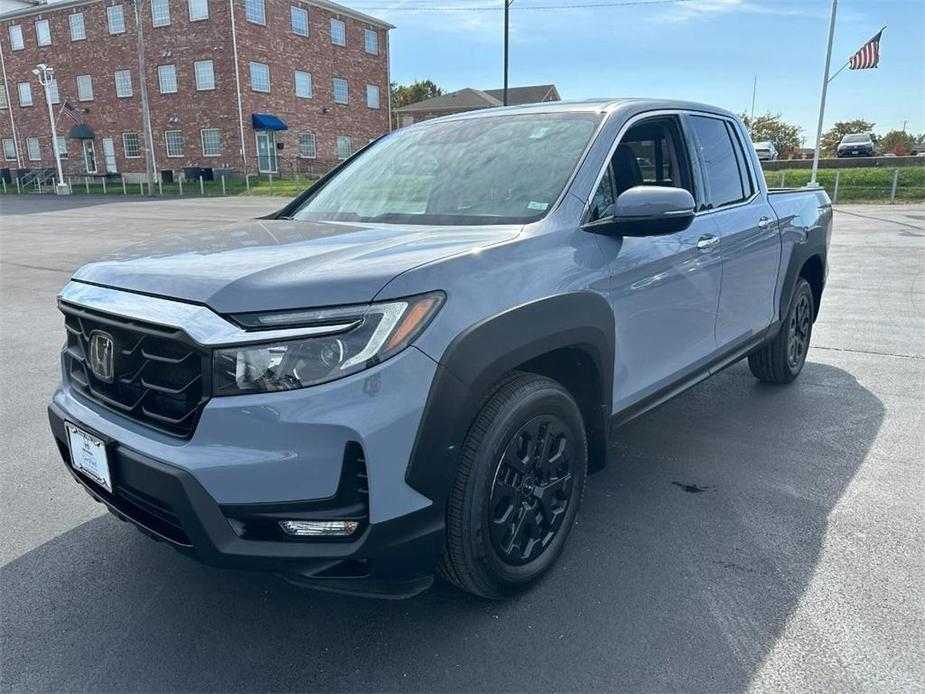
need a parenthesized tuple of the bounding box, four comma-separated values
(503, 0, 513, 106)
(32, 63, 69, 195)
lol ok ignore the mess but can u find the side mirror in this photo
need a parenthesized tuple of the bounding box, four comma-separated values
(584, 186, 695, 237)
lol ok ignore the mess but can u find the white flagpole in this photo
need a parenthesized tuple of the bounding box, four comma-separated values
(810, 0, 838, 187)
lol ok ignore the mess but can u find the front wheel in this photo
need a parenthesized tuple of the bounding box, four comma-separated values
(439, 373, 588, 599)
(748, 278, 815, 384)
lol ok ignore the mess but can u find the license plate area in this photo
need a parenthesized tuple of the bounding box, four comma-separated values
(65, 422, 113, 493)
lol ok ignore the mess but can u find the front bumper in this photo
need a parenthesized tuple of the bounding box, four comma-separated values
(49, 401, 444, 597)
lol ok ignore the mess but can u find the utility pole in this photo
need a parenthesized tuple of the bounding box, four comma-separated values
(131, 0, 157, 194)
(750, 75, 757, 120)
(503, 0, 513, 105)
(32, 63, 69, 194)
(810, 0, 837, 186)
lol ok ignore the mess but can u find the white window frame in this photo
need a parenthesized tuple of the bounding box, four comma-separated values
(35, 19, 51, 46)
(151, 0, 171, 27)
(76, 74, 94, 101)
(114, 69, 133, 97)
(330, 18, 345, 46)
(200, 128, 221, 157)
(294, 70, 312, 99)
(188, 0, 209, 21)
(47, 78, 60, 105)
(333, 78, 348, 104)
(69, 12, 86, 40)
(249, 62, 270, 92)
(336, 135, 351, 160)
(122, 131, 141, 158)
(18, 82, 33, 107)
(366, 84, 380, 109)
(3, 138, 16, 161)
(26, 137, 40, 161)
(0, 85, 7, 109)
(164, 130, 183, 158)
(298, 132, 316, 159)
(107, 5, 126, 34)
(290, 5, 308, 35)
(8, 25, 24, 51)
(245, 0, 265, 25)
(194, 60, 215, 91)
(157, 64, 178, 94)
(56, 135, 68, 157)
(364, 28, 378, 55)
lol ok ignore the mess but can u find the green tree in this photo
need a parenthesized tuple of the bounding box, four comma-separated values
(390, 80, 444, 128)
(878, 130, 916, 155)
(740, 112, 803, 159)
(819, 119, 876, 156)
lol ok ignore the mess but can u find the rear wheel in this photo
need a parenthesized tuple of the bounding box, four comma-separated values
(748, 278, 815, 384)
(439, 373, 588, 599)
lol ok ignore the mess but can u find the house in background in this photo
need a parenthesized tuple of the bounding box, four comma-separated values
(394, 84, 560, 127)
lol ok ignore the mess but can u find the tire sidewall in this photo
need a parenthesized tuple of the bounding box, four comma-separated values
(784, 279, 815, 377)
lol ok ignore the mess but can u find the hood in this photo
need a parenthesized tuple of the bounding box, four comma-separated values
(73, 219, 521, 313)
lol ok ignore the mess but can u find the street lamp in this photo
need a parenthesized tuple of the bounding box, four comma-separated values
(32, 63, 69, 195)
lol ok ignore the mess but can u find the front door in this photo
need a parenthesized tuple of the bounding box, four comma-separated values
(590, 115, 723, 412)
(82, 140, 97, 174)
(101, 137, 117, 173)
(256, 130, 277, 173)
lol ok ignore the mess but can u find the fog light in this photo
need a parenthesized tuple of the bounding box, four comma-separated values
(279, 520, 359, 537)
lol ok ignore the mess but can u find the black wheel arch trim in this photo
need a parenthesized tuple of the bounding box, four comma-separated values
(406, 291, 615, 506)
(778, 225, 828, 323)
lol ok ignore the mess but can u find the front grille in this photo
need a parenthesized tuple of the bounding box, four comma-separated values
(61, 301, 210, 438)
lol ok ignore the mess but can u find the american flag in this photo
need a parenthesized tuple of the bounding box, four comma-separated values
(849, 29, 884, 70)
(59, 100, 83, 125)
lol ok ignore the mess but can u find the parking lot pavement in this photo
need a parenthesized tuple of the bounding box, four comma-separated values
(1, 196, 923, 693)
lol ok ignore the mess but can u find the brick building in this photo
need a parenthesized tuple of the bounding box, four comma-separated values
(394, 84, 560, 128)
(0, 0, 391, 181)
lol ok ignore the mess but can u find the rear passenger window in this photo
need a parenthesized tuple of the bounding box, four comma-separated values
(689, 115, 750, 209)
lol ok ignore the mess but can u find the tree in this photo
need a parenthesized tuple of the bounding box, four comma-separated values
(878, 130, 916, 155)
(819, 119, 876, 157)
(390, 80, 444, 110)
(740, 112, 803, 159)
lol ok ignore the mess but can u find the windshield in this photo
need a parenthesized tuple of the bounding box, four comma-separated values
(842, 134, 870, 143)
(291, 112, 601, 226)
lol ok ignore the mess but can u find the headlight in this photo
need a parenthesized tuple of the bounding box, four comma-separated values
(212, 292, 444, 396)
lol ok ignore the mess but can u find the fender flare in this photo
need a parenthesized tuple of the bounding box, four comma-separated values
(778, 230, 828, 322)
(405, 292, 615, 506)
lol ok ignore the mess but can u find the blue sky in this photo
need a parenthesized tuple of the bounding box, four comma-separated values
(352, 0, 925, 145)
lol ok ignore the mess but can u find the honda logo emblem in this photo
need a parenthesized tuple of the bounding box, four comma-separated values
(89, 331, 115, 383)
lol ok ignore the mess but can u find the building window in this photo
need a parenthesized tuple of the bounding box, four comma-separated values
(249, 62, 270, 92)
(114, 69, 133, 97)
(336, 136, 351, 160)
(290, 5, 308, 35)
(69, 12, 86, 40)
(8, 25, 24, 51)
(151, 0, 171, 27)
(18, 82, 33, 107)
(3, 138, 16, 161)
(188, 0, 208, 21)
(194, 60, 215, 90)
(364, 29, 378, 54)
(245, 0, 265, 24)
(123, 132, 141, 158)
(298, 132, 316, 158)
(200, 128, 220, 156)
(366, 84, 380, 109)
(165, 130, 183, 157)
(158, 65, 177, 94)
(26, 137, 40, 161)
(107, 5, 125, 34)
(35, 19, 51, 46)
(76, 75, 94, 101)
(333, 78, 348, 104)
(330, 18, 345, 46)
(0, 85, 6, 108)
(294, 70, 312, 98)
(56, 135, 68, 157)
(47, 78, 60, 104)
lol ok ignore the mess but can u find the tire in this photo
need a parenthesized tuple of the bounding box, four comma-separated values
(748, 278, 815, 384)
(438, 373, 588, 599)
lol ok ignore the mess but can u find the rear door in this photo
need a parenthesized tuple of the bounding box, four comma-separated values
(687, 114, 780, 347)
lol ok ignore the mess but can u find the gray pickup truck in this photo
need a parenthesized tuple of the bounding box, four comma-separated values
(49, 99, 831, 599)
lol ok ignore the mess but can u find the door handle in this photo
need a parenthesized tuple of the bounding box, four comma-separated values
(757, 216, 773, 230)
(696, 234, 720, 250)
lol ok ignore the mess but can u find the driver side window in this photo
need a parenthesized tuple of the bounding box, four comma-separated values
(588, 166, 615, 222)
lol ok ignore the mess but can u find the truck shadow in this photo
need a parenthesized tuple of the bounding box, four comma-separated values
(0, 360, 882, 693)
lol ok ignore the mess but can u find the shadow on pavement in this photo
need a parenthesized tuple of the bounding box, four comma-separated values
(0, 361, 883, 693)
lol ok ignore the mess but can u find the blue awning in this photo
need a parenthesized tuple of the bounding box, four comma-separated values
(251, 113, 288, 131)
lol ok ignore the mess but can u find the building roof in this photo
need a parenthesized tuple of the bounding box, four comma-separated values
(394, 84, 559, 114)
